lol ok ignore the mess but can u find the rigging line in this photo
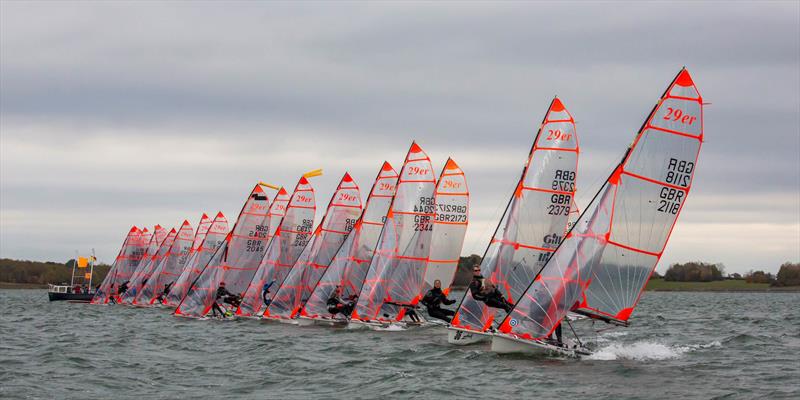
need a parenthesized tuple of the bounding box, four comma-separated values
(565, 317, 583, 347)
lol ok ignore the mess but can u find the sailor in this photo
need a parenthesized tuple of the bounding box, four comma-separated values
(262, 279, 276, 307)
(477, 282, 514, 313)
(211, 282, 233, 317)
(421, 279, 456, 323)
(549, 321, 564, 347)
(468, 264, 484, 298)
(118, 281, 129, 295)
(156, 282, 173, 302)
(326, 285, 356, 317)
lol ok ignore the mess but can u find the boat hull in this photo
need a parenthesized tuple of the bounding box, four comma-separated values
(297, 316, 348, 327)
(447, 326, 492, 345)
(48, 292, 94, 302)
(491, 334, 589, 357)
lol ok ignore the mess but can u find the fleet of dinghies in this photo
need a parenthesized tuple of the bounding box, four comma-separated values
(90, 69, 704, 357)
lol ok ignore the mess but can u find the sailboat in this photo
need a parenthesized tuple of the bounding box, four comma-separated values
(132, 219, 194, 306)
(448, 97, 580, 345)
(299, 162, 399, 326)
(174, 184, 279, 319)
(264, 173, 362, 322)
(237, 171, 320, 318)
(164, 212, 230, 307)
(350, 142, 437, 327)
(420, 158, 469, 297)
(491, 68, 704, 356)
(91, 226, 147, 305)
(121, 226, 176, 304)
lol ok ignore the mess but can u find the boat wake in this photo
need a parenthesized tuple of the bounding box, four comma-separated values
(587, 340, 721, 361)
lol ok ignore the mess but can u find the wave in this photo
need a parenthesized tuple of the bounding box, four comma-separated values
(586, 340, 721, 361)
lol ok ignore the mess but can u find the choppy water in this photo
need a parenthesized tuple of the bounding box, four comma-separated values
(1, 290, 799, 399)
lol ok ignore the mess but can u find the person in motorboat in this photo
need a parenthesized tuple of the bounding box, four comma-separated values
(262, 279, 276, 307)
(326, 285, 356, 317)
(421, 279, 456, 323)
(476, 282, 514, 313)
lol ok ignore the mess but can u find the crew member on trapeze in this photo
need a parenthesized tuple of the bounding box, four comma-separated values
(156, 281, 173, 302)
(262, 279, 276, 307)
(326, 285, 356, 317)
(421, 279, 456, 323)
(469, 264, 514, 313)
(211, 281, 240, 317)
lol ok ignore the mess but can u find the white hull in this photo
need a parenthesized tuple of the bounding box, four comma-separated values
(491, 334, 589, 357)
(447, 327, 492, 345)
(298, 316, 348, 327)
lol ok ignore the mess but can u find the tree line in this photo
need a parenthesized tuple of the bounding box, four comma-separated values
(662, 261, 800, 286)
(0, 258, 111, 286)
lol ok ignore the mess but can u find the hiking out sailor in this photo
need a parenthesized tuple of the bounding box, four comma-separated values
(118, 281, 130, 295)
(468, 264, 484, 298)
(549, 320, 564, 347)
(156, 282, 173, 302)
(262, 279, 276, 307)
(421, 279, 456, 323)
(326, 285, 356, 317)
(476, 282, 514, 313)
(211, 282, 234, 317)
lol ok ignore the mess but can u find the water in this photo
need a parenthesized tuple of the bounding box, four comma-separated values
(2, 290, 799, 399)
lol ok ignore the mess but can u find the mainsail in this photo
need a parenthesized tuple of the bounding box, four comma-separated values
(451, 97, 580, 334)
(301, 162, 398, 320)
(352, 142, 437, 322)
(421, 159, 469, 294)
(174, 184, 276, 318)
(164, 212, 229, 307)
(497, 69, 703, 342)
(237, 176, 317, 317)
(121, 227, 177, 304)
(91, 226, 145, 304)
(265, 173, 362, 319)
(133, 220, 194, 306)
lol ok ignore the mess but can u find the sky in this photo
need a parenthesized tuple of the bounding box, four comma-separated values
(1, 1, 798, 274)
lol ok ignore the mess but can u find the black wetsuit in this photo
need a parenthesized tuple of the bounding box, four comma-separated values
(326, 293, 354, 317)
(212, 286, 233, 317)
(421, 287, 456, 323)
(482, 287, 514, 313)
(469, 274, 484, 298)
(118, 282, 129, 296)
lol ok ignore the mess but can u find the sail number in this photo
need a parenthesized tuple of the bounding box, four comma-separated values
(246, 225, 268, 252)
(552, 169, 576, 192)
(657, 187, 684, 215)
(545, 129, 572, 142)
(665, 158, 694, 187)
(663, 108, 697, 125)
(414, 215, 433, 231)
(547, 194, 572, 216)
(413, 196, 435, 214)
(344, 218, 356, 232)
(292, 219, 314, 246)
(434, 204, 467, 223)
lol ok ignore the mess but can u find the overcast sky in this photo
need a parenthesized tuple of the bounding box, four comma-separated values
(1, 1, 798, 273)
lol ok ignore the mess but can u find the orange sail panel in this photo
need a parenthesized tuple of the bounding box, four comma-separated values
(133, 220, 194, 306)
(237, 178, 316, 317)
(421, 158, 469, 294)
(451, 97, 580, 334)
(174, 185, 274, 318)
(301, 162, 398, 320)
(91, 226, 145, 304)
(265, 173, 363, 319)
(121, 227, 176, 304)
(165, 213, 229, 307)
(497, 69, 703, 341)
(352, 142, 437, 322)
